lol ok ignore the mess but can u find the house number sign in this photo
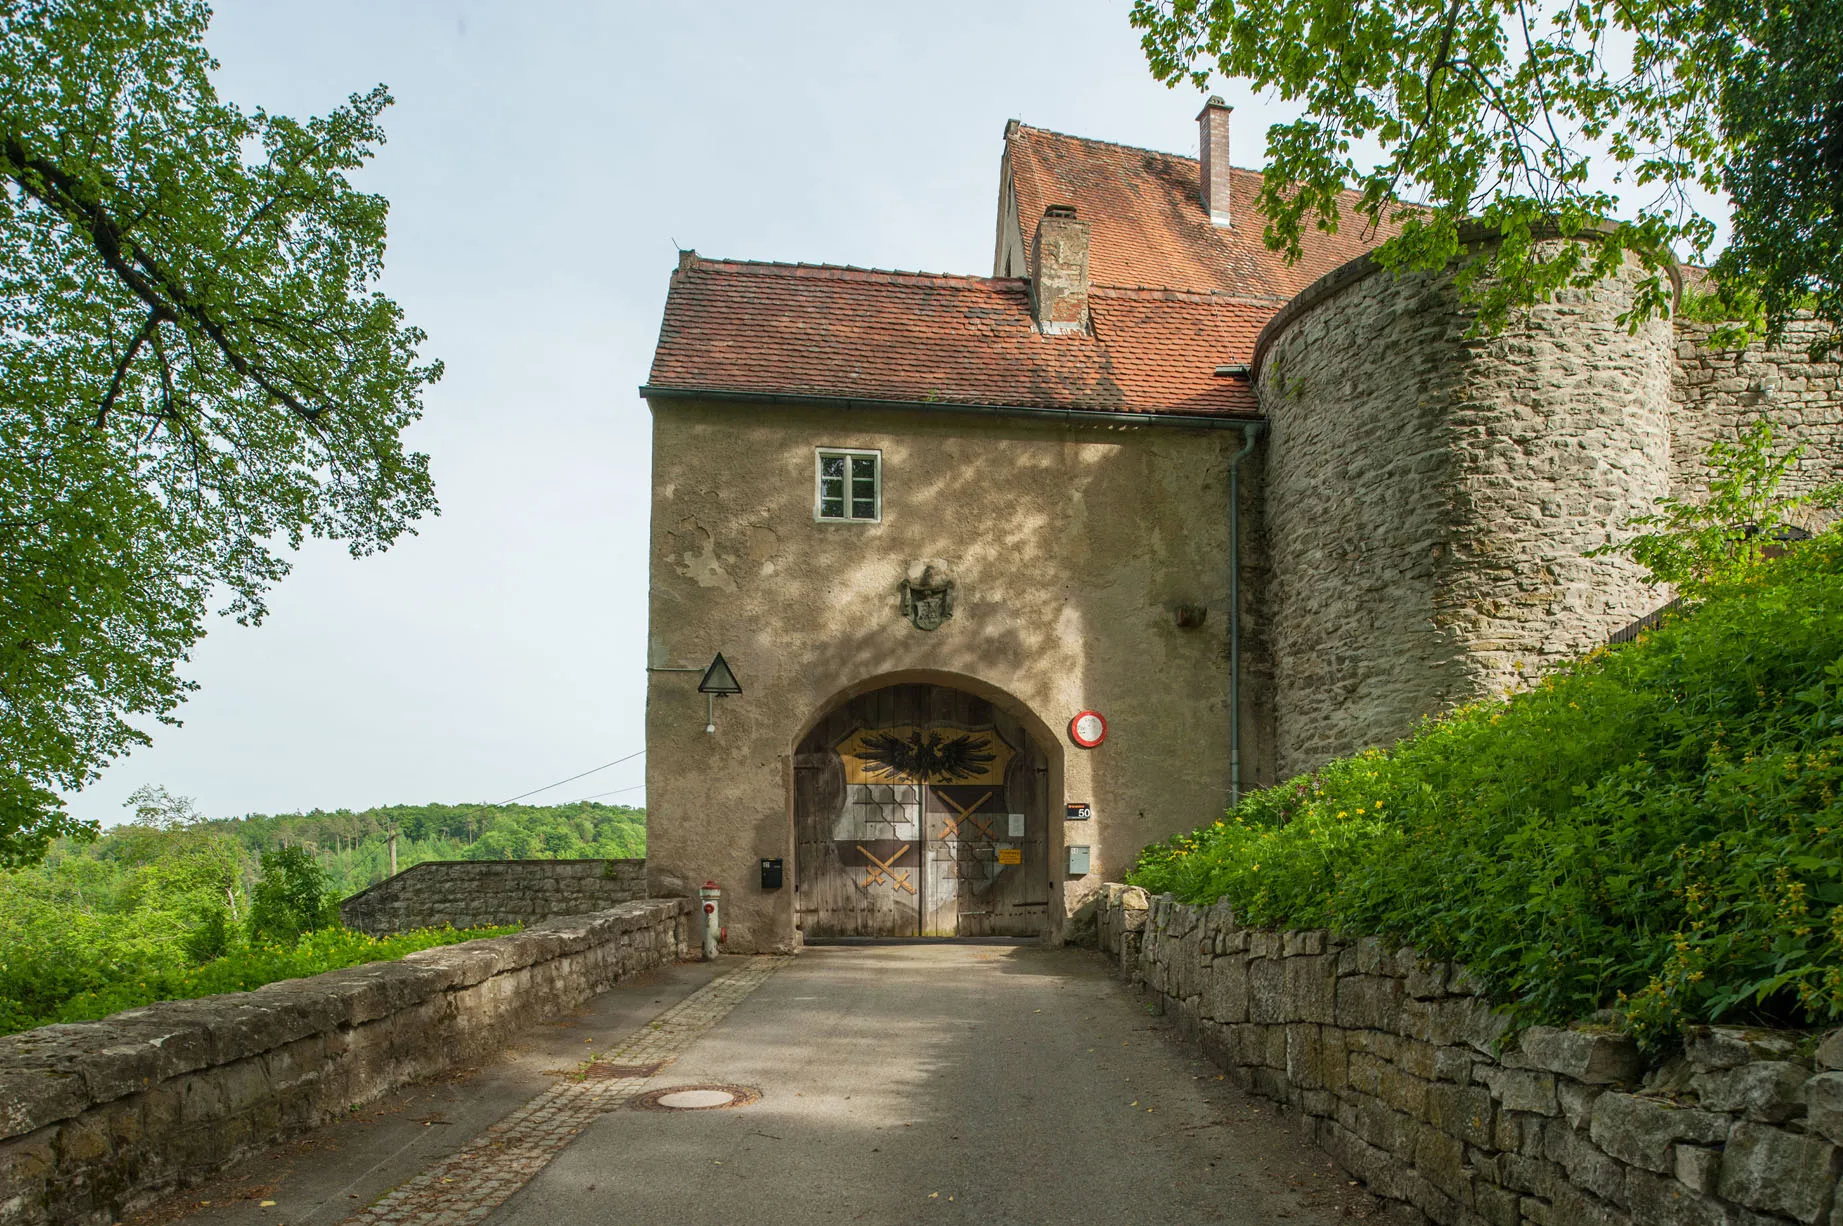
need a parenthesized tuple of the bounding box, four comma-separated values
(1069, 709, 1107, 748)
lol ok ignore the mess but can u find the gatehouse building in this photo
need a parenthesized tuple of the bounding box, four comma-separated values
(639, 103, 1843, 952)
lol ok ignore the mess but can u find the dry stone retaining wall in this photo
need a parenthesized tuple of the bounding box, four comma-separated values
(0, 898, 690, 1226)
(1098, 886, 1843, 1226)
(339, 858, 648, 934)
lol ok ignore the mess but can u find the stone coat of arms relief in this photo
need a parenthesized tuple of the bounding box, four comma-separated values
(899, 563, 955, 631)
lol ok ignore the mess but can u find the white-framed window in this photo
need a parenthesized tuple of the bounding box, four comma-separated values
(815, 448, 881, 523)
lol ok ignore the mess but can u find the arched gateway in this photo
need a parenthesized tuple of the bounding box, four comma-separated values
(794, 682, 1051, 939)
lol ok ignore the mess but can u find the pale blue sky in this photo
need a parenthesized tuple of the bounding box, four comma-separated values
(71, 1, 1723, 826)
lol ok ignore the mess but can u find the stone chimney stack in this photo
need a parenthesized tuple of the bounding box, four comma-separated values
(1198, 96, 1233, 227)
(1030, 205, 1091, 335)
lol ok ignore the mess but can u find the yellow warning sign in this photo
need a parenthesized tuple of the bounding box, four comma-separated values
(997, 847, 1023, 865)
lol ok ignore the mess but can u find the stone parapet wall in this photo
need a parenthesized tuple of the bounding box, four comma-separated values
(0, 898, 691, 1226)
(1096, 886, 1843, 1226)
(339, 859, 648, 934)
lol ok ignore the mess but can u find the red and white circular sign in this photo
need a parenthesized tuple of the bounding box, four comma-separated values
(1069, 709, 1107, 748)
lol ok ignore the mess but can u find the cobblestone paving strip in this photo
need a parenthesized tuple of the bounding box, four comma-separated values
(341, 957, 788, 1226)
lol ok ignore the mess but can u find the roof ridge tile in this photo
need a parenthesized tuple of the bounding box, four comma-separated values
(686, 257, 1028, 291)
(1011, 122, 1271, 181)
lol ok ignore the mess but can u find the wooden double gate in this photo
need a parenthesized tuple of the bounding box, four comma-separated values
(794, 683, 1050, 938)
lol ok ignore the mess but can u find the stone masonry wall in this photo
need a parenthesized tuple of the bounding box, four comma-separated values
(339, 859, 648, 935)
(1258, 254, 1676, 778)
(0, 898, 690, 1226)
(1259, 248, 1678, 778)
(1257, 261, 1468, 780)
(1097, 887, 1843, 1226)
(1672, 319, 1843, 524)
(1441, 274, 1674, 695)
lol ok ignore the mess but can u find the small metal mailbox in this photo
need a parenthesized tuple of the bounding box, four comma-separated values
(760, 858, 784, 890)
(1066, 845, 1092, 876)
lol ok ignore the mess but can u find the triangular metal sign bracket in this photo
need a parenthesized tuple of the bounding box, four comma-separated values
(697, 652, 742, 696)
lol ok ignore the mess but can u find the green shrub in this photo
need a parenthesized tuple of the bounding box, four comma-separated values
(247, 844, 337, 946)
(1129, 534, 1843, 1050)
(180, 904, 233, 965)
(12, 923, 517, 1032)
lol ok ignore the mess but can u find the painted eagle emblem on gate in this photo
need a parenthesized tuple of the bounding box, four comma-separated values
(833, 724, 1014, 787)
(857, 729, 995, 783)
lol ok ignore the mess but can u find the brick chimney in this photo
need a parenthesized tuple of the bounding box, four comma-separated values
(1198, 96, 1233, 227)
(1030, 205, 1090, 335)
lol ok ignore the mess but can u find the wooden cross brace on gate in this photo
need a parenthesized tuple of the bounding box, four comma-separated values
(858, 844, 916, 894)
(937, 791, 996, 840)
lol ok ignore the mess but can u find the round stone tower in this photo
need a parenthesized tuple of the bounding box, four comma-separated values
(1255, 242, 1676, 778)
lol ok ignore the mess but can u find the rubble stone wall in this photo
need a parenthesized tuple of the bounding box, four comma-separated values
(1672, 319, 1843, 526)
(339, 859, 648, 935)
(1255, 250, 1673, 779)
(0, 898, 691, 1226)
(1098, 886, 1843, 1226)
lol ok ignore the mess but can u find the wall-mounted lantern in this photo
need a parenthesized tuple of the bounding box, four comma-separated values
(696, 652, 742, 734)
(646, 652, 743, 734)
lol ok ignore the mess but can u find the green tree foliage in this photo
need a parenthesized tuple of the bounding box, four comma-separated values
(0, 0, 440, 866)
(1131, 531, 1843, 1049)
(124, 782, 205, 831)
(245, 845, 335, 947)
(1707, 0, 1843, 350)
(1591, 420, 1842, 590)
(0, 803, 249, 1030)
(1130, 0, 1842, 350)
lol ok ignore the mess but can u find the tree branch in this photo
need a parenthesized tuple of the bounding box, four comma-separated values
(0, 132, 325, 424)
(95, 309, 165, 428)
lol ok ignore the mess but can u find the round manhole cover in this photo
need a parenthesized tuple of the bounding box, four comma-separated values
(634, 1083, 762, 1111)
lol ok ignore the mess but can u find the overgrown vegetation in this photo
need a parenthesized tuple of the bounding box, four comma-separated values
(0, 798, 640, 1035)
(9, 923, 514, 1034)
(1130, 427, 1843, 1048)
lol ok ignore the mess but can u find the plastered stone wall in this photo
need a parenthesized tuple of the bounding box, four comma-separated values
(339, 859, 648, 935)
(645, 400, 1269, 952)
(1099, 888, 1843, 1226)
(1258, 253, 1673, 777)
(0, 899, 690, 1226)
(1672, 319, 1843, 522)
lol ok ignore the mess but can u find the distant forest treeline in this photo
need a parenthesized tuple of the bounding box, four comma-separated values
(211, 802, 647, 897)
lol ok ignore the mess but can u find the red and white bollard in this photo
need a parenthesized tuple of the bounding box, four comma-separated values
(699, 881, 721, 961)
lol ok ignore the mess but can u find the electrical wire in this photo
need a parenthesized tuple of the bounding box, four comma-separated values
(389, 750, 648, 840)
(567, 783, 646, 803)
(493, 749, 645, 805)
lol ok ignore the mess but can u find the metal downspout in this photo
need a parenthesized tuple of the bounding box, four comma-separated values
(1229, 421, 1265, 809)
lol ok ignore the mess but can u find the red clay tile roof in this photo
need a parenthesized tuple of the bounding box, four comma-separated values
(1007, 124, 1405, 298)
(645, 258, 1264, 418)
